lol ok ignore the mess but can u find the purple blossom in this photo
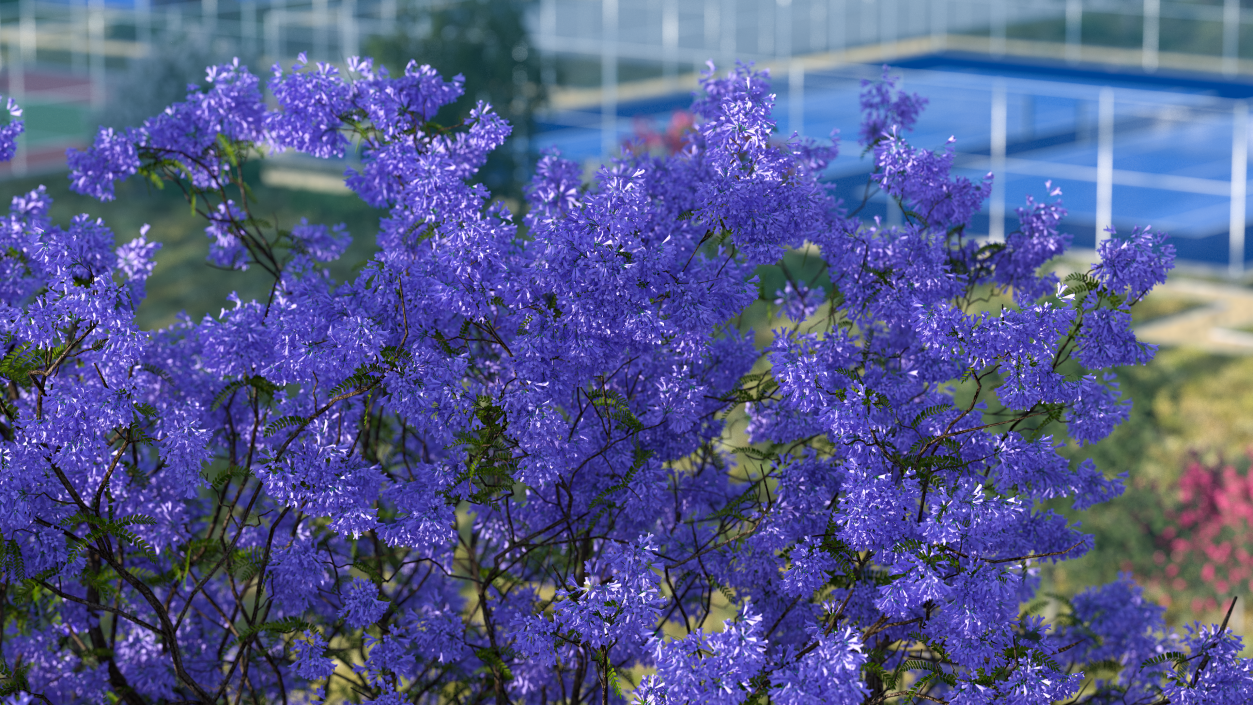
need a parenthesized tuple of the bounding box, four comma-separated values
(270, 538, 330, 614)
(771, 628, 869, 705)
(290, 219, 350, 262)
(0, 96, 23, 162)
(338, 577, 389, 629)
(66, 127, 139, 201)
(0, 55, 1234, 705)
(292, 631, 337, 681)
(643, 609, 768, 705)
(1094, 225, 1176, 301)
(859, 65, 928, 146)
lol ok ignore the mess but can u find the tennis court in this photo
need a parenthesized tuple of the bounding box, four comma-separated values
(535, 53, 1253, 274)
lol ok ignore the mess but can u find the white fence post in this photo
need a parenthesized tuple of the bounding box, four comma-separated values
(663, 0, 678, 80)
(828, 0, 844, 60)
(776, 0, 792, 59)
(1225, 0, 1241, 76)
(931, 0, 946, 53)
(789, 60, 804, 137)
(1231, 100, 1248, 278)
(341, 0, 358, 61)
(990, 0, 1005, 57)
(202, 0, 217, 39)
(72, 0, 85, 74)
(89, 0, 104, 109)
(1096, 87, 1115, 248)
(1143, 0, 1158, 72)
(601, 0, 618, 159)
(314, 0, 328, 60)
(243, 1, 257, 58)
(1065, 0, 1082, 64)
(990, 80, 1007, 241)
(10, 1, 28, 176)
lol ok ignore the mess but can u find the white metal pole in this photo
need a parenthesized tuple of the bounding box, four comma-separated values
(721, 0, 736, 74)
(1096, 87, 1115, 248)
(266, 6, 280, 65)
(776, 0, 792, 58)
(810, 0, 825, 53)
(1231, 100, 1248, 278)
(990, 0, 1005, 57)
(202, 0, 217, 39)
(882, 0, 898, 54)
(10, 6, 26, 176)
(136, 0, 150, 52)
(931, 0, 946, 52)
(1066, 0, 1082, 64)
(1143, 0, 1159, 72)
(1224, 0, 1240, 76)
(601, 0, 618, 159)
(789, 60, 804, 137)
(19, 0, 35, 63)
(829, 0, 843, 60)
(72, 0, 85, 74)
(990, 81, 1007, 242)
(314, 0, 328, 61)
(243, 1, 257, 58)
(541, 0, 556, 87)
(705, 0, 719, 55)
(759, 0, 773, 56)
(663, 0, 678, 81)
(341, 0, 358, 61)
(89, 0, 105, 110)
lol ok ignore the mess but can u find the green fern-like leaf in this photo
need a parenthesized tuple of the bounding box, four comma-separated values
(264, 415, 310, 438)
(910, 402, 952, 427)
(1142, 651, 1189, 668)
(210, 379, 250, 411)
(0, 344, 39, 386)
(327, 365, 384, 399)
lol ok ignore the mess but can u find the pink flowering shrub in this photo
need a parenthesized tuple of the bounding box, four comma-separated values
(625, 110, 696, 156)
(1144, 455, 1253, 616)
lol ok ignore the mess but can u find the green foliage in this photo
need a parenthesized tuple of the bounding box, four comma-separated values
(0, 539, 24, 580)
(212, 374, 281, 411)
(61, 514, 158, 557)
(264, 414, 311, 438)
(447, 395, 520, 505)
(586, 388, 645, 433)
(327, 363, 385, 399)
(229, 546, 267, 583)
(0, 342, 40, 386)
(0, 657, 32, 699)
(230, 617, 314, 648)
(587, 445, 653, 528)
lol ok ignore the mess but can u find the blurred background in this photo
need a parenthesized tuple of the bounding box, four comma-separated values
(4, 0, 1253, 648)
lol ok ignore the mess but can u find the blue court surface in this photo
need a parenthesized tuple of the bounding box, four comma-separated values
(534, 53, 1253, 269)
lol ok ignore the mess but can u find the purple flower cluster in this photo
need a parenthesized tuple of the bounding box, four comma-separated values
(0, 97, 22, 163)
(0, 59, 1240, 704)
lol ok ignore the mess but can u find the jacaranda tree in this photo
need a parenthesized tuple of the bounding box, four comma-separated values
(0, 56, 1248, 704)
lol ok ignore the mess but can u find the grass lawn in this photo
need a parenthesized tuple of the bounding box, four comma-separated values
(4, 163, 383, 330)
